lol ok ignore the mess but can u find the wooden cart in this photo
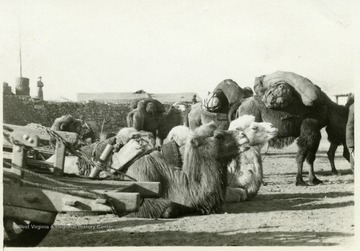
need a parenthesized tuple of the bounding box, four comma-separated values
(2, 124, 160, 247)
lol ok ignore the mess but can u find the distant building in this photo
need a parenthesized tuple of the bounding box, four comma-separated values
(3, 82, 14, 95)
(15, 77, 30, 96)
(77, 91, 201, 104)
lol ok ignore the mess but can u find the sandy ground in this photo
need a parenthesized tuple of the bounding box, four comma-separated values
(39, 131, 355, 247)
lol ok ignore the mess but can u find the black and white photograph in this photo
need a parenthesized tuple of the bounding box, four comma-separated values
(1, 0, 358, 248)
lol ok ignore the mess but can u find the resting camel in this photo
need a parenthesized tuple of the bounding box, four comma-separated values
(164, 116, 278, 203)
(72, 122, 246, 217)
(125, 122, 245, 218)
(226, 115, 278, 202)
(49, 114, 85, 148)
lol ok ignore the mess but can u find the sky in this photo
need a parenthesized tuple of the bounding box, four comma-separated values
(0, 0, 358, 101)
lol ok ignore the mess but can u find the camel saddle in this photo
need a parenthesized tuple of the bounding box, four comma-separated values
(111, 132, 156, 172)
(111, 134, 182, 173)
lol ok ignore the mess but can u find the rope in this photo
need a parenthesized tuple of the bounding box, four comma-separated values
(202, 92, 218, 112)
(262, 143, 270, 161)
(91, 141, 102, 160)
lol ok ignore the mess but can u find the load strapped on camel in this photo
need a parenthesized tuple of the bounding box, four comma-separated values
(202, 79, 253, 113)
(197, 79, 253, 129)
(254, 71, 327, 109)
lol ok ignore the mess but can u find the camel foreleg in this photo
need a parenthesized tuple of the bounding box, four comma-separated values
(225, 187, 248, 203)
(295, 147, 308, 186)
(296, 118, 322, 186)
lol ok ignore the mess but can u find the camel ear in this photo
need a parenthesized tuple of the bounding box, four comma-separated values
(190, 138, 200, 147)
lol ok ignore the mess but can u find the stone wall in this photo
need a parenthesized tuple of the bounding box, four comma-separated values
(2, 95, 134, 137)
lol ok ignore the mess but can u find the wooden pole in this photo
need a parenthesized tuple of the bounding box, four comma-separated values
(18, 15, 22, 78)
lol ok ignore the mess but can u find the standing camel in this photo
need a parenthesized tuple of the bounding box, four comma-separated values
(233, 88, 352, 186)
(188, 79, 253, 130)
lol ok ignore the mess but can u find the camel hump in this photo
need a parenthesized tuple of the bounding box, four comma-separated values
(255, 71, 323, 107)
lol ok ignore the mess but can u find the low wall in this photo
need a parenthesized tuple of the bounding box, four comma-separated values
(2, 95, 133, 137)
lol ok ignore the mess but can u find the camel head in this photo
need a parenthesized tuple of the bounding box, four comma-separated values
(229, 115, 278, 148)
(186, 121, 240, 161)
(136, 98, 165, 115)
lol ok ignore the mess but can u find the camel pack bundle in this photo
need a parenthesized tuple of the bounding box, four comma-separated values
(202, 79, 251, 113)
(254, 71, 325, 109)
(111, 131, 155, 173)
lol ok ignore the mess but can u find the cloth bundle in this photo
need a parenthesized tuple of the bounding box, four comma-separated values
(254, 71, 323, 107)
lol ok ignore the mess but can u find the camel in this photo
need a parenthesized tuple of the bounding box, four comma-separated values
(326, 94, 354, 174)
(126, 98, 165, 139)
(124, 122, 244, 218)
(247, 72, 355, 177)
(164, 125, 192, 147)
(164, 116, 278, 203)
(232, 90, 352, 186)
(226, 115, 278, 202)
(188, 79, 253, 130)
(163, 125, 191, 160)
(49, 114, 85, 148)
(71, 122, 246, 217)
(127, 99, 192, 145)
(157, 101, 192, 144)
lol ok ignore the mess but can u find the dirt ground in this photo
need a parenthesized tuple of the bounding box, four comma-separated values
(39, 130, 355, 247)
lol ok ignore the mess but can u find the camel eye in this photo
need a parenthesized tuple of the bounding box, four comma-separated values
(252, 126, 257, 131)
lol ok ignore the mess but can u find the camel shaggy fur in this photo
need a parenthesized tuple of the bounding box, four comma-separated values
(234, 92, 351, 186)
(126, 98, 165, 139)
(157, 102, 192, 143)
(125, 122, 242, 218)
(226, 115, 278, 202)
(127, 99, 192, 146)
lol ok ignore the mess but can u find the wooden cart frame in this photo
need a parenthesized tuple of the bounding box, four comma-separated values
(3, 124, 160, 247)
